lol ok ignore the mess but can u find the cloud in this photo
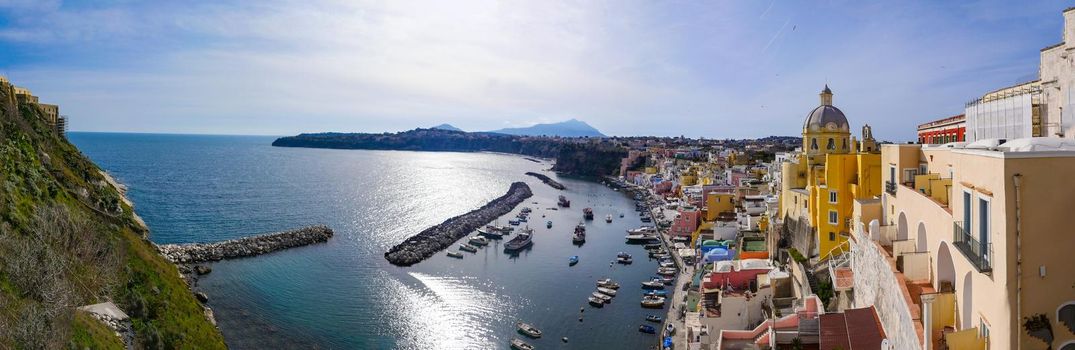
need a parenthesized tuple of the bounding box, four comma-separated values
(0, 0, 1070, 140)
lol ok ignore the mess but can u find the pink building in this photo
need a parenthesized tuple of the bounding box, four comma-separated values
(669, 207, 701, 237)
(703, 259, 773, 291)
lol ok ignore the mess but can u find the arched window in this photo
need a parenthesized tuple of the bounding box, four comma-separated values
(826, 138, 835, 150)
(842, 138, 848, 150)
(811, 138, 818, 150)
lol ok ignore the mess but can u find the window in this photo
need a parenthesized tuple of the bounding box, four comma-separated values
(829, 190, 837, 204)
(979, 319, 990, 339)
(811, 138, 818, 150)
(826, 138, 835, 150)
(828, 210, 838, 225)
(979, 196, 991, 265)
(963, 190, 972, 234)
(829, 232, 836, 241)
(919, 163, 928, 175)
(842, 138, 848, 150)
(889, 165, 896, 183)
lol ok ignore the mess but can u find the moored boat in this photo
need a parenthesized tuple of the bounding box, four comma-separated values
(468, 236, 489, 246)
(638, 324, 657, 334)
(641, 296, 666, 308)
(645, 314, 663, 323)
(546, 220, 552, 228)
(510, 338, 535, 350)
(625, 234, 659, 243)
(657, 267, 678, 275)
(645, 290, 668, 297)
(597, 287, 617, 296)
(447, 251, 464, 259)
(569, 255, 579, 266)
(583, 208, 594, 220)
(477, 227, 503, 239)
(596, 278, 620, 289)
(516, 322, 542, 338)
(588, 296, 605, 307)
(557, 195, 571, 208)
(459, 244, 478, 252)
(591, 292, 612, 303)
(617, 256, 633, 264)
(606, 214, 612, 223)
(504, 232, 533, 252)
(642, 280, 665, 289)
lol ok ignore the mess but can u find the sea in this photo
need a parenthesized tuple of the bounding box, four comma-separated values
(70, 132, 667, 350)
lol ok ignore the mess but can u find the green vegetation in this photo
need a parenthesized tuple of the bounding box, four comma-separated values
(0, 83, 225, 348)
(787, 247, 807, 264)
(816, 279, 834, 310)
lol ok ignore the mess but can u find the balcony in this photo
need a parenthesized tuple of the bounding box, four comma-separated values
(885, 181, 898, 195)
(952, 221, 992, 274)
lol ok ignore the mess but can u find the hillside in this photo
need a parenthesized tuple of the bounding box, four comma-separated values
(488, 119, 605, 137)
(430, 123, 462, 131)
(0, 82, 225, 348)
(272, 128, 626, 176)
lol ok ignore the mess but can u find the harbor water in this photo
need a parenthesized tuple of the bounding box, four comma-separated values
(71, 132, 669, 349)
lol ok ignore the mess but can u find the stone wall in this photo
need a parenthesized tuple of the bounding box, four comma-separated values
(850, 227, 920, 350)
(158, 225, 333, 264)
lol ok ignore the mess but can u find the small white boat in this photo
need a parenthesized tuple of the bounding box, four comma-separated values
(617, 256, 633, 264)
(516, 322, 542, 338)
(459, 244, 478, 253)
(510, 338, 535, 350)
(597, 287, 617, 296)
(642, 280, 665, 289)
(588, 296, 605, 307)
(596, 278, 620, 289)
(592, 292, 612, 303)
(447, 251, 464, 259)
(641, 296, 666, 308)
(606, 214, 613, 223)
(468, 236, 489, 246)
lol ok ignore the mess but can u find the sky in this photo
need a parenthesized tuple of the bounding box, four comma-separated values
(0, 0, 1070, 141)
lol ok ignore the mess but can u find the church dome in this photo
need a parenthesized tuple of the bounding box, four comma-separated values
(804, 105, 849, 132)
(803, 85, 850, 132)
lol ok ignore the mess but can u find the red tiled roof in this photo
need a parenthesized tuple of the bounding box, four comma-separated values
(819, 306, 886, 350)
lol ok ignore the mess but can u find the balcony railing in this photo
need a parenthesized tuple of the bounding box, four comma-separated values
(953, 221, 992, 273)
(885, 181, 898, 195)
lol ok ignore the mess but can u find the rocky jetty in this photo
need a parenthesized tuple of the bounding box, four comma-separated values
(157, 225, 333, 264)
(525, 171, 565, 190)
(385, 182, 533, 266)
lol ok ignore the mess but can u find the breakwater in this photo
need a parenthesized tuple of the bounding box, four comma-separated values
(157, 225, 334, 264)
(525, 172, 565, 190)
(384, 182, 533, 266)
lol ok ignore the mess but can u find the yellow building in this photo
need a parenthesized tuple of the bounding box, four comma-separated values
(704, 192, 735, 221)
(780, 86, 882, 260)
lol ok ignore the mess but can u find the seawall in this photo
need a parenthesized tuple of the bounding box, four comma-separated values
(385, 182, 533, 266)
(158, 225, 334, 264)
(525, 171, 565, 190)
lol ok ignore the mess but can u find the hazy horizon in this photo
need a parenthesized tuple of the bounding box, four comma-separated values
(2, 0, 1071, 141)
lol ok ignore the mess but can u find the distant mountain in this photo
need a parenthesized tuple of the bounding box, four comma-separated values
(431, 123, 462, 132)
(487, 119, 605, 137)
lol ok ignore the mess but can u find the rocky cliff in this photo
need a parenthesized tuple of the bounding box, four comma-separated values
(0, 81, 225, 348)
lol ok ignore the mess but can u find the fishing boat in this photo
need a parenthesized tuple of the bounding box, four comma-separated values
(447, 251, 464, 259)
(617, 252, 632, 258)
(643, 243, 662, 250)
(557, 195, 571, 208)
(572, 224, 586, 244)
(477, 227, 503, 239)
(519, 226, 534, 235)
(468, 236, 489, 246)
(546, 220, 552, 228)
(655, 276, 675, 285)
(642, 280, 665, 289)
(638, 325, 657, 334)
(627, 227, 656, 234)
(516, 322, 542, 338)
(510, 338, 535, 350)
(504, 232, 533, 252)
(588, 296, 605, 307)
(596, 278, 620, 289)
(597, 287, 617, 296)
(645, 315, 663, 323)
(659, 260, 676, 268)
(617, 256, 633, 264)
(583, 208, 594, 220)
(459, 244, 478, 253)
(625, 234, 659, 243)
(657, 267, 678, 275)
(591, 292, 612, 303)
(641, 296, 666, 308)
(640, 216, 652, 223)
(569, 255, 579, 266)
(645, 290, 668, 297)
(606, 214, 613, 223)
